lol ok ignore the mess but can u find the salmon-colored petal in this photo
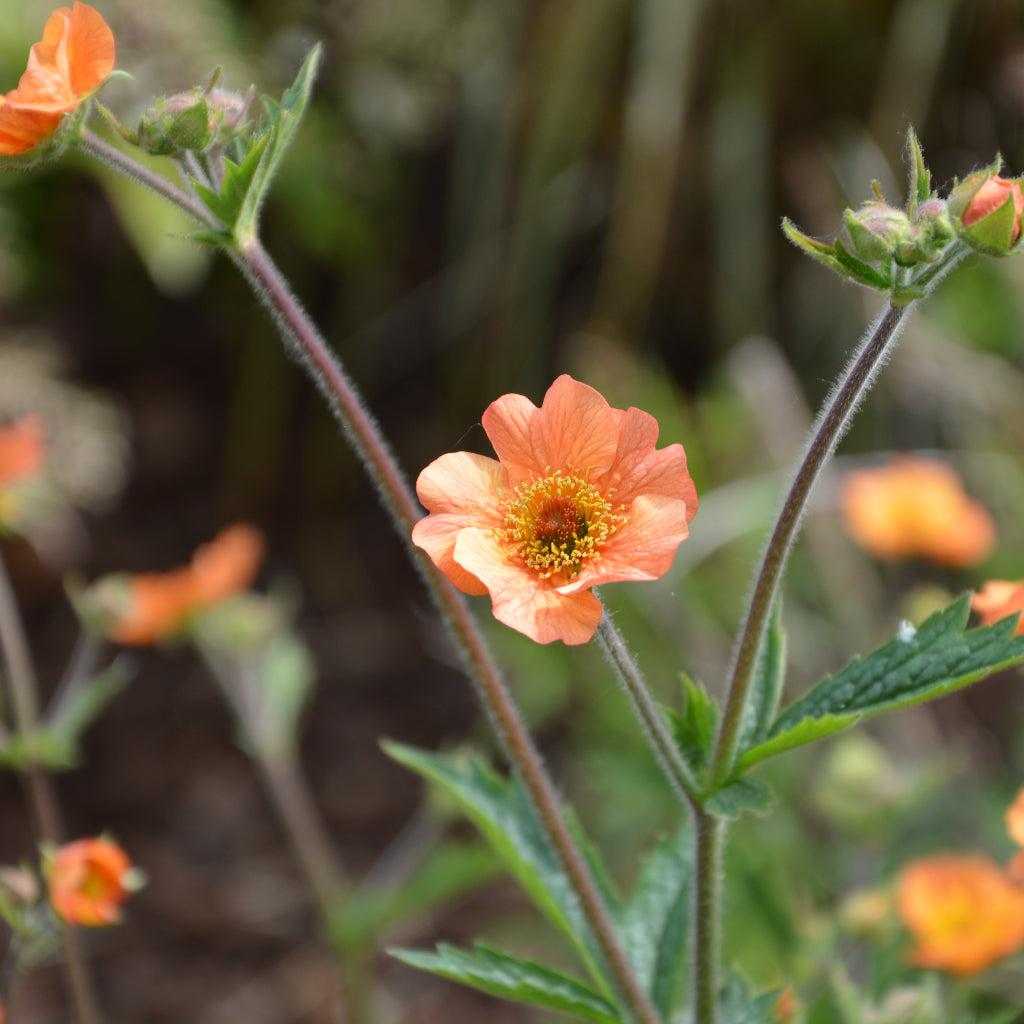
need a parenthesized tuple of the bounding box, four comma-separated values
(453, 527, 603, 644)
(189, 523, 264, 605)
(66, 3, 116, 96)
(563, 494, 691, 592)
(483, 376, 619, 480)
(415, 451, 506, 520)
(972, 580, 1024, 635)
(412, 513, 488, 595)
(49, 837, 132, 927)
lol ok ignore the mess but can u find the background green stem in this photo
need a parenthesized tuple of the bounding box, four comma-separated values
(0, 552, 103, 1024)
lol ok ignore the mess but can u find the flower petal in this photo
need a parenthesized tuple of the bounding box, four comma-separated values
(483, 375, 620, 479)
(454, 527, 602, 644)
(67, 3, 116, 96)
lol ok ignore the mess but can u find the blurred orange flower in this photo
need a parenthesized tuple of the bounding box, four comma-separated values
(0, 3, 115, 156)
(412, 375, 698, 644)
(839, 455, 994, 568)
(972, 580, 1024, 636)
(108, 523, 265, 645)
(897, 854, 1024, 974)
(0, 416, 45, 487)
(49, 837, 132, 926)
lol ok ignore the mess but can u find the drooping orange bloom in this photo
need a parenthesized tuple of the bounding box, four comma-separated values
(412, 375, 698, 645)
(0, 4, 115, 156)
(897, 854, 1024, 975)
(839, 455, 995, 568)
(0, 416, 46, 487)
(108, 523, 265, 645)
(48, 837, 132, 926)
(972, 580, 1024, 636)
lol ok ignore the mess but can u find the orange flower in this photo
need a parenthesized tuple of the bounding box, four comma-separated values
(108, 523, 265, 645)
(839, 455, 994, 568)
(0, 416, 45, 487)
(0, 4, 115, 156)
(972, 580, 1024, 636)
(962, 175, 1024, 248)
(897, 854, 1024, 974)
(48, 837, 132, 926)
(412, 375, 698, 645)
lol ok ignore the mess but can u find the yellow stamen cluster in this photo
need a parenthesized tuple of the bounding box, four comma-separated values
(499, 470, 624, 579)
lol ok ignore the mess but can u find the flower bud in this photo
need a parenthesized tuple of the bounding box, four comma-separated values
(844, 203, 913, 262)
(135, 87, 253, 157)
(949, 172, 1024, 255)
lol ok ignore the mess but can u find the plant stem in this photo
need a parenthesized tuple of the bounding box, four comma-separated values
(596, 614, 698, 810)
(693, 809, 723, 1024)
(234, 237, 663, 1023)
(75, 131, 660, 1022)
(0, 551, 103, 1024)
(708, 301, 911, 785)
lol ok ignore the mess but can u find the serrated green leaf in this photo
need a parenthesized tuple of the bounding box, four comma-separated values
(831, 240, 893, 289)
(381, 741, 610, 987)
(393, 943, 622, 1024)
(665, 676, 719, 775)
(190, 135, 269, 231)
(331, 840, 500, 951)
(737, 603, 786, 750)
(738, 595, 1024, 772)
(621, 827, 693, 1017)
(704, 777, 776, 819)
(235, 45, 322, 246)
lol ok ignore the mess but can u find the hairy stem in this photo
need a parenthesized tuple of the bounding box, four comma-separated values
(693, 809, 723, 1024)
(709, 301, 911, 784)
(0, 552, 103, 1024)
(596, 614, 698, 810)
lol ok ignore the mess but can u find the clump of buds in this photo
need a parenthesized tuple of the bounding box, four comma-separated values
(843, 196, 952, 267)
(106, 70, 255, 157)
(949, 169, 1024, 256)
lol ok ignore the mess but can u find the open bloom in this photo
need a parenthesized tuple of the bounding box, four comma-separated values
(412, 375, 698, 645)
(48, 837, 133, 926)
(0, 4, 115, 156)
(104, 523, 265, 645)
(897, 853, 1024, 975)
(972, 580, 1024, 636)
(839, 455, 994, 568)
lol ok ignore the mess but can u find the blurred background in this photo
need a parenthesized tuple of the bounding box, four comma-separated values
(3, 0, 1024, 1020)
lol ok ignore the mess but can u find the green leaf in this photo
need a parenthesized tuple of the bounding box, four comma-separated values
(704, 777, 776, 820)
(738, 595, 1024, 772)
(737, 603, 786, 750)
(620, 827, 693, 1017)
(381, 741, 611, 986)
(665, 676, 719, 775)
(235, 44, 322, 247)
(392, 943, 622, 1024)
(190, 134, 269, 232)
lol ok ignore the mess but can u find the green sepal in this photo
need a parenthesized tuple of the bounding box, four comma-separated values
(782, 219, 893, 291)
(233, 44, 322, 247)
(906, 127, 930, 212)
(392, 943, 622, 1024)
(738, 594, 1024, 772)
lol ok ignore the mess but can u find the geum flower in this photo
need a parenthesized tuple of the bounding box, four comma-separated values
(897, 853, 1024, 975)
(96, 524, 265, 646)
(972, 580, 1024, 636)
(48, 837, 134, 926)
(839, 454, 994, 568)
(0, 416, 45, 487)
(0, 3, 115, 156)
(412, 375, 698, 645)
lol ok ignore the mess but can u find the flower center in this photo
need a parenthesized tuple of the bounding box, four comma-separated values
(499, 470, 624, 579)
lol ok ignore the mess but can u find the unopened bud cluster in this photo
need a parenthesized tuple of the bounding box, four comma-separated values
(844, 198, 953, 267)
(130, 82, 254, 157)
